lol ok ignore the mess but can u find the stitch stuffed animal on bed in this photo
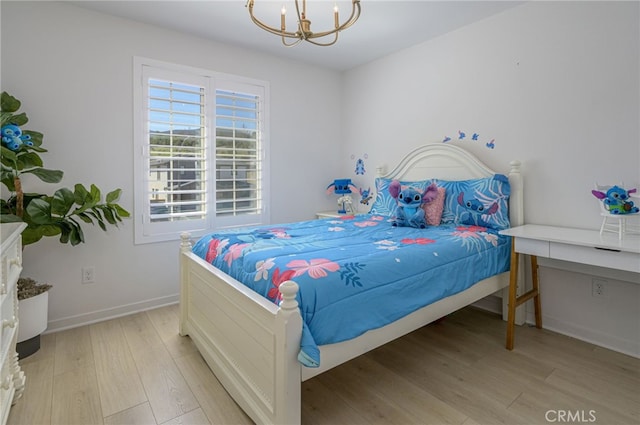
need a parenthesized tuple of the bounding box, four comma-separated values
(592, 186, 639, 214)
(389, 180, 439, 228)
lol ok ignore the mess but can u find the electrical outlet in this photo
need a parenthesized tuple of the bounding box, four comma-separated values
(592, 278, 607, 297)
(82, 266, 95, 284)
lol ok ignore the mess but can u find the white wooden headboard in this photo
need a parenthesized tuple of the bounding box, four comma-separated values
(377, 143, 524, 227)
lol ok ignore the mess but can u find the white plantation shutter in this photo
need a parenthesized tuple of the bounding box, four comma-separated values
(214, 85, 265, 228)
(148, 79, 207, 223)
(134, 59, 269, 243)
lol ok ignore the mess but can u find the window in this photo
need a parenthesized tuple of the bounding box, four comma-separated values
(134, 58, 269, 244)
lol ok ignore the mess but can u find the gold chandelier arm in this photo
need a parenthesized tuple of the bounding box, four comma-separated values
(304, 32, 339, 47)
(282, 36, 304, 47)
(308, 0, 361, 40)
(246, 0, 300, 39)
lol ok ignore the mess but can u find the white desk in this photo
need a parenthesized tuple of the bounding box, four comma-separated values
(499, 224, 640, 350)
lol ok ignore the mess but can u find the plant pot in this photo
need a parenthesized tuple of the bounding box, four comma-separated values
(17, 291, 48, 358)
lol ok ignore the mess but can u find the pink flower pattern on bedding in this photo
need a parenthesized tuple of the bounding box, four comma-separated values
(286, 259, 340, 279)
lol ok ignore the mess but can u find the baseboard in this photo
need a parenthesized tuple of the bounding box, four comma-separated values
(526, 311, 640, 359)
(44, 294, 179, 334)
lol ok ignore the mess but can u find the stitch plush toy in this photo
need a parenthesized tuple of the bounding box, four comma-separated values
(592, 186, 639, 214)
(389, 180, 439, 228)
(1, 124, 32, 151)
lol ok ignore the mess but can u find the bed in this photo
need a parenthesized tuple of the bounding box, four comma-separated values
(179, 142, 523, 425)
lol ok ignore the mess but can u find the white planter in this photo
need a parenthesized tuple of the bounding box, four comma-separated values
(18, 291, 49, 343)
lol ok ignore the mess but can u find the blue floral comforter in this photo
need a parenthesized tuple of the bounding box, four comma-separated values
(192, 214, 511, 367)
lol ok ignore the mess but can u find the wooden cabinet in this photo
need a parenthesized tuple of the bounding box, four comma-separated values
(0, 223, 26, 425)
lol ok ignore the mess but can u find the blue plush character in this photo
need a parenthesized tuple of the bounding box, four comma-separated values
(456, 192, 500, 227)
(1, 124, 32, 151)
(326, 179, 357, 195)
(355, 158, 366, 175)
(389, 180, 439, 228)
(359, 187, 373, 205)
(592, 186, 639, 214)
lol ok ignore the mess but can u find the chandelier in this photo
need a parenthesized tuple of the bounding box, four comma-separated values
(246, 0, 361, 47)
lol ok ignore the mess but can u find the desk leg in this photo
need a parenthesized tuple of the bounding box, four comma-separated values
(531, 255, 542, 329)
(506, 239, 543, 350)
(506, 239, 519, 350)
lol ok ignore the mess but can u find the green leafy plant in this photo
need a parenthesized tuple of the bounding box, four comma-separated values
(1, 91, 130, 246)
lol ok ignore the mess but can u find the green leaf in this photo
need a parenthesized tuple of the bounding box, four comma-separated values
(26, 198, 53, 224)
(21, 224, 62, 246)
(1, 92, 21, 113)
(6, 112, 28, 127)
(24, 167, 63, 183)
(100, 206, 117, 225)
(76, 212, 93, 224)
(1, 146, 17, 162)
(68, 218, 85, 246)
(0, 112, 15, 127)
(114, 205, 131, 218)
(86, 210, 106, 231)
(0, 213, 23, 223)
(22, 130, 43, 148)
(58, 222, 70, 244)
(106, 188, 122, 204)
(74, 184, 90, 205)
(39, 224, 62, 237)
(21, 228, 44, 246)
(15, 152, 43, 169)
(51, 188, 75, 216)
(90, 184, 101, 204)
(27, 145, 47, 153)
(0, 175, 15, 191)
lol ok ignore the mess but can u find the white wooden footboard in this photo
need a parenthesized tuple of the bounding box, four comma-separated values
(179, 234, 302, 425)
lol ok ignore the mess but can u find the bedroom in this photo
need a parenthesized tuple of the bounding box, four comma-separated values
(1, 0, 638, 424)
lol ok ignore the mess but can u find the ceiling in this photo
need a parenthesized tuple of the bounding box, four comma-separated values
(71, 0, 523, 71)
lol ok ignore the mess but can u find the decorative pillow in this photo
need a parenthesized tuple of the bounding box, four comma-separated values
(422, 187, 446, 225)
(435, 174, 511, 230)
(369, 177, 433, 217)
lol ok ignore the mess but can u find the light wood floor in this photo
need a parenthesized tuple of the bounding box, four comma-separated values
(8, 305, 639, 425)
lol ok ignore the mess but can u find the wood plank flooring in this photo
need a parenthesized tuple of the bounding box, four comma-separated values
(8, 305, 639, 425)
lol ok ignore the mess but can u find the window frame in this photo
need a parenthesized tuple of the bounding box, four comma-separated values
(133, 57, 270, 244)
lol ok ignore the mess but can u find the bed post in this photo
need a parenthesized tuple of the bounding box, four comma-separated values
(503, 161, 525, 325)
(179, 232, 192, 336)
(274, 280, 302, 425)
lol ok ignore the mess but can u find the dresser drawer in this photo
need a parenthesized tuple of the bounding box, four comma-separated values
(1, 236, 22, 297)
(0, 347, 15, 425)
(550, 242, 640, 274)
(0, 290, 17, 362)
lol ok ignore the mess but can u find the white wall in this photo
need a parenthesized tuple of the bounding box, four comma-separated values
(341, 1, 640, 356)
(1, 1, 343, 330)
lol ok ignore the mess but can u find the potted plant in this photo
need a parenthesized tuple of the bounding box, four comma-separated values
(15, 278, 51, 358)
(0, 91, 130, 357)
